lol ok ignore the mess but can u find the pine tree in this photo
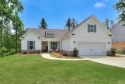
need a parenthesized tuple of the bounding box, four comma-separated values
(65, 18, 76, 30)
(39, 18, 47, 29)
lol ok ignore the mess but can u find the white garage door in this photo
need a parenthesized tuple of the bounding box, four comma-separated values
(77, 42, 106, 56)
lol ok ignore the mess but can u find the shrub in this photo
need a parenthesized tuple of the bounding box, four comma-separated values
(0, 47, 7, 57)
(9, 49, 16, 55)
(111, 48, 116, 56)
(73, 48, 79, 57)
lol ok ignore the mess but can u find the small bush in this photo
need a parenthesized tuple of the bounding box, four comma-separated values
(111, 48, 116, 56)
(9, 49, 16, 55)
(0, 47, 7, 57)
(73, 48, 79, 57)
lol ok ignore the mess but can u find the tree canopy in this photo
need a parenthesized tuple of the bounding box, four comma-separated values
(114, 0, 125, 25)
(39, 18, 47, 29)
(103, 18, 114, 29)
(0, 0, 25, 54)
(65, 18, 77, 30)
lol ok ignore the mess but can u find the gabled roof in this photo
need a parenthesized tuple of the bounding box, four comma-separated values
(20, 29, 42, 39)
(62, 16, 93, 38)
(21, 15, 113, 40)
(28, 29, 68, 39)
(62, 15, 113, 39)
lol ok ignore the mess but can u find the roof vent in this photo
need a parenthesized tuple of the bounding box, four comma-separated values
(109, 35, 112, 36)
(71, 34, 75, 35)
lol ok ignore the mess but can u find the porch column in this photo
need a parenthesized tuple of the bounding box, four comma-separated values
(60, 41, 62, 51)
(48, 41, 50, 53)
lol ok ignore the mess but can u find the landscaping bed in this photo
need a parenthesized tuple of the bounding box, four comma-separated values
(50, 51, 80, 59)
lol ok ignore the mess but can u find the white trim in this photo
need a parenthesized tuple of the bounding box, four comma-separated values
(70, 16, 114, 37)
(20, 29, 42, 39)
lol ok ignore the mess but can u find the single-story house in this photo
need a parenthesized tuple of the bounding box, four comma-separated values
(20, 16, 113, 57)
(110, 22, 125, 51)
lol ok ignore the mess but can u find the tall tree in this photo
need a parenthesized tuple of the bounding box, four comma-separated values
(0, 0, 24, 52)
(65, 18, 77, 30)
(103, 18, 114, 29)
(39, 18, 47, 29)
(12, 15, 24, 53)
(114, 0, 125, 25)
(72, 18, 76, 29)
(65, 18, 72, 30)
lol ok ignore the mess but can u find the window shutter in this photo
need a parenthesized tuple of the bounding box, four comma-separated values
(88, 24, 90, 32)
(94, 25, 96, 32)
(27, 41, 29, 50)
(33, 41, 35, 50)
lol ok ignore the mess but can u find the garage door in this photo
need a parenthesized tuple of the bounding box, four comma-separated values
(77, 42, 106, 56)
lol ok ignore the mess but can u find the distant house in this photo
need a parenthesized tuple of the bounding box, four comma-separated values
(110, 22, 125, 50)
(20, 16, 113, 57)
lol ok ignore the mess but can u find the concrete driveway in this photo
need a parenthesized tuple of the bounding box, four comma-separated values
(87, 56, 125, 68)
(42, 53, 125, 68)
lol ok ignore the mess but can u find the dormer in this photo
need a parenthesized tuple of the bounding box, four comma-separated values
(45, 32, 55, 38)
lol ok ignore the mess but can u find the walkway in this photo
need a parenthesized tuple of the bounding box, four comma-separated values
(41, 53, 87, 60)
(41, 53, 125, 68)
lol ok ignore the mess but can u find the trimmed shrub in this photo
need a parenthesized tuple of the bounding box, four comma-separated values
(111, 48, 116, 56)
(73, 48, 79, 57)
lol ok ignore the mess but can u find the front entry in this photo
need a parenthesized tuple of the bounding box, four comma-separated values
(42, 42, 48, 52)
(51, 42, 57, 51)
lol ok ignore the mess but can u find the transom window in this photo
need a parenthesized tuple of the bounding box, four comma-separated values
(88, 24, 96, 32)
(27, 41, 35, 50)
(46, 32, 54, 37)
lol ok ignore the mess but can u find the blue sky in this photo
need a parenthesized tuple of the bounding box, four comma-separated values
(20, 0, 118, 29)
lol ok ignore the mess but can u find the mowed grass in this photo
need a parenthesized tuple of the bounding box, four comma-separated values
(0, 55, 125, 84)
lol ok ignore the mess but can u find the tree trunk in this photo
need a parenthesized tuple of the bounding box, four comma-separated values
(15, 29, 18, 53)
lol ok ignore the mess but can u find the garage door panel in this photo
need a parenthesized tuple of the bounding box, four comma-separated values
(77, 42, 106, 56)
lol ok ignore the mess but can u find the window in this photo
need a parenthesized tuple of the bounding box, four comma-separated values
(51, 42, 57, 50)
(46, 32, 54, 37)
(88, 24, 96, 32)
(27, 41, 35, 50)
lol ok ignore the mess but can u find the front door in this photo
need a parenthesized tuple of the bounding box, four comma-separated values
(42, 42, 48, 52)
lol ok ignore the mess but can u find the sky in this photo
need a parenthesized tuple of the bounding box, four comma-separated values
(19, 0, 118, 29)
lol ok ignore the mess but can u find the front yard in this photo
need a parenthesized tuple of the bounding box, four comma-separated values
(0, 54, 125, 84)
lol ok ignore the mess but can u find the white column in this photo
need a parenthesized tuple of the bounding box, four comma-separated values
(48, 41, 50, 53)
(60, 41, 62, 51)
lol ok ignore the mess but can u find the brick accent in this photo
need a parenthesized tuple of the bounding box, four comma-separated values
(21, 50, 41, 54)
(106, 51, 112, 56)
(61, 50, 73, 56)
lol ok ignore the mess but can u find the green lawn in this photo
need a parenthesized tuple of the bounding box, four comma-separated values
(0, 55, 125, 84)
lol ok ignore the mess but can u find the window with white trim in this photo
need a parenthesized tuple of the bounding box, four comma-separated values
(88, 24, 96, 32)
(27, 41, 35, 50)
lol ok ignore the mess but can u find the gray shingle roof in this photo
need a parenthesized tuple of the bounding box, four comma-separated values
(24, 16, 102, 39)
(29, 29, 69, 39)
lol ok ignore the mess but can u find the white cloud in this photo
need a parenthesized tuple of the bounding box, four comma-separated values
(94, 2, 105, 8)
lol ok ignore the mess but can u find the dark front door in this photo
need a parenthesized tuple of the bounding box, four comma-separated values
(42, 42, 48, 52)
